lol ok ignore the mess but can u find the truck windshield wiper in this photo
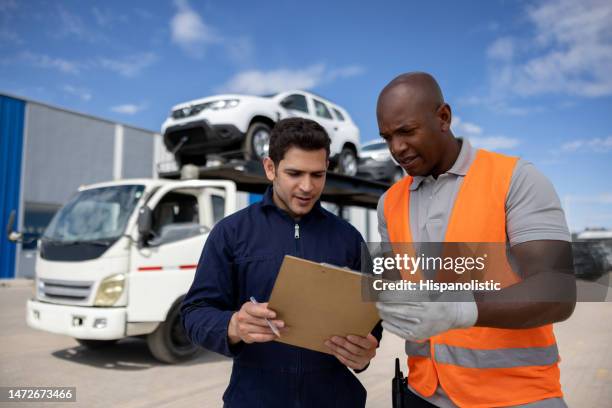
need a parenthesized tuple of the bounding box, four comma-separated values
(42, 238, 113, 247)
(64, 239, 114, 247)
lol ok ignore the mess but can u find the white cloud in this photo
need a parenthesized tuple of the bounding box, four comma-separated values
(487, 0, 612, 98)
(10, 50, 157, 78)
(98, 53, 157, 77)
(110, 103, 146, 115)
(565, 193, 612, 204)
(55, 6, 106, 43)
(487, 37, 514, 61)
(560, 135, 612, 152)
(92, 7, 127, 27)
(219, 65, 324, 94)
(170, 0, 220, 58)
(328, 65, 366, 79)
(451, 116, 482, 136)
(451, 116, 520, 151)
(217, 64, 364, 94)
(468, 136, 521, 151)
(169, 0, 254, 62)
(62, 85, 92, 101)
(19, 51, 80, 74)
(458, 94, 545, 116)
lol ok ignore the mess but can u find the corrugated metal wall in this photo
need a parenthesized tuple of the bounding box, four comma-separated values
(122, 127, 154, 178)
(23, 103, 116, 205)
(0, 95, 25, 279)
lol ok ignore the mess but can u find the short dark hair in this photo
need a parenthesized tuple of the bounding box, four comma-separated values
(268, 118, 330, 164)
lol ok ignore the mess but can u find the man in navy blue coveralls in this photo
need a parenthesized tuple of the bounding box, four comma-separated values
(181, 118, 382, 407)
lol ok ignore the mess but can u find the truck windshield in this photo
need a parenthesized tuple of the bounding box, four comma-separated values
(43, 185, 145, 244)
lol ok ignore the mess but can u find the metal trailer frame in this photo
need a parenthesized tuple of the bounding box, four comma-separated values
(158, 160, 391, 210)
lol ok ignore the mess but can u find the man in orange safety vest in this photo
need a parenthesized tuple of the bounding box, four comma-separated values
(375, 72, 576, 408)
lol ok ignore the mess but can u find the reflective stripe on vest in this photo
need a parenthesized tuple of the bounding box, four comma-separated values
(405, 341, 559, 369)
(383, 149, 563, 407)
(405, 341, 431, 358)
(434, 343, 560, 369)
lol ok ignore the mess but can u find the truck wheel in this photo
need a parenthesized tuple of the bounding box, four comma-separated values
(147, 298, 202, 364)
(336, 147, 358, 176)
(243, 122, 271, 160)
(76, 339, 118, 349)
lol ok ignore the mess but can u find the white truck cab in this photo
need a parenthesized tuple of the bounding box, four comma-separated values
(24, 178, 237, 363)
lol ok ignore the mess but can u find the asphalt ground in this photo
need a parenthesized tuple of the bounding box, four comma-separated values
(0, 282, 611, 407)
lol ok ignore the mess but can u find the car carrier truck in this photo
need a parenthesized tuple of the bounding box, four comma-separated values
(8, 161, 387, 363)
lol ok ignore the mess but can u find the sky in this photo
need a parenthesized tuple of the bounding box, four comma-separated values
(1, 0, 611, 232)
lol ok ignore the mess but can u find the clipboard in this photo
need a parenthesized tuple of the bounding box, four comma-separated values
(267, 255, 380, 354)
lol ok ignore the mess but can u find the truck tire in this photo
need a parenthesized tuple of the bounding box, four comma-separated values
(243, 122, 272, 160)
(76, 339, 118, 349)
(147, 298, 202, 364)
(336, 147, 358, 176)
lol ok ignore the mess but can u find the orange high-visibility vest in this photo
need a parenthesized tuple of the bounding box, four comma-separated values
(383, 149, 562, 408)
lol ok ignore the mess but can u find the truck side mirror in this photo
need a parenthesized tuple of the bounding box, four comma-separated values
(137, 207, 153, 236)
(6, 210, 23, 242)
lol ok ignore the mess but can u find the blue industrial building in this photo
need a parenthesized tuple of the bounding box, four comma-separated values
(0, 93, 169, 279)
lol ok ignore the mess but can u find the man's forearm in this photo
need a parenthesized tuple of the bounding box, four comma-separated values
(181, 303, 238, 357)
(474, 241, 577, 329)
(475, 300, 575, 329)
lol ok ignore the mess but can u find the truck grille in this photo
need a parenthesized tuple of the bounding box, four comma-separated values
(38, 279, 93, 301)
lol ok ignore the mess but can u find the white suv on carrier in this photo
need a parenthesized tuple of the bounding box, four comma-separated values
(161, 90, 360, 175)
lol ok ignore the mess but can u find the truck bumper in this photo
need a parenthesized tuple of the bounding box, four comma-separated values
(26, 299, 126, 340)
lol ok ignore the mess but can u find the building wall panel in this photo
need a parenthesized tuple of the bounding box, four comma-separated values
(23, 103, 115, 205)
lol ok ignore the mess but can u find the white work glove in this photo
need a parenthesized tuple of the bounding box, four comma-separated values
(376, 292, 478, 341)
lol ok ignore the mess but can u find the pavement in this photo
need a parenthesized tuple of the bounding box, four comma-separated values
(0, 284, 611, 407)
(0, 279, 33, 288)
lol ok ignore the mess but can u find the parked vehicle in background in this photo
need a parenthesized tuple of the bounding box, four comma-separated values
(572, 241, 611, 280)
(573, 229, 612, 280)
(357, 141, 404, 183)
(161, 90, 360, 175)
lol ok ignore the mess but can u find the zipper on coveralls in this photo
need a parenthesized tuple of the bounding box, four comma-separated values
(294, 224, 300, 256)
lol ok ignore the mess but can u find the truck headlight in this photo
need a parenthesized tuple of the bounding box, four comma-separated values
(94, 274, 125, 306)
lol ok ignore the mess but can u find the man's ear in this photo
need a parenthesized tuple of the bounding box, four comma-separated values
(437, 103, 452, 132)
(263, 157, 277, 181)
(326, 160, 330, 170)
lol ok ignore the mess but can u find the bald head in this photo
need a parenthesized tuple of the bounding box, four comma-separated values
(376, 72, 458, 178)
(377, 72, 444, 117)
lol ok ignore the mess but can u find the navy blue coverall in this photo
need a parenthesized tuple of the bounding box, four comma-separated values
(181, 187, 381, 407)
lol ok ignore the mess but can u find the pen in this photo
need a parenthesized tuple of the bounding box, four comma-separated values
(249, 296, 281, 337)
